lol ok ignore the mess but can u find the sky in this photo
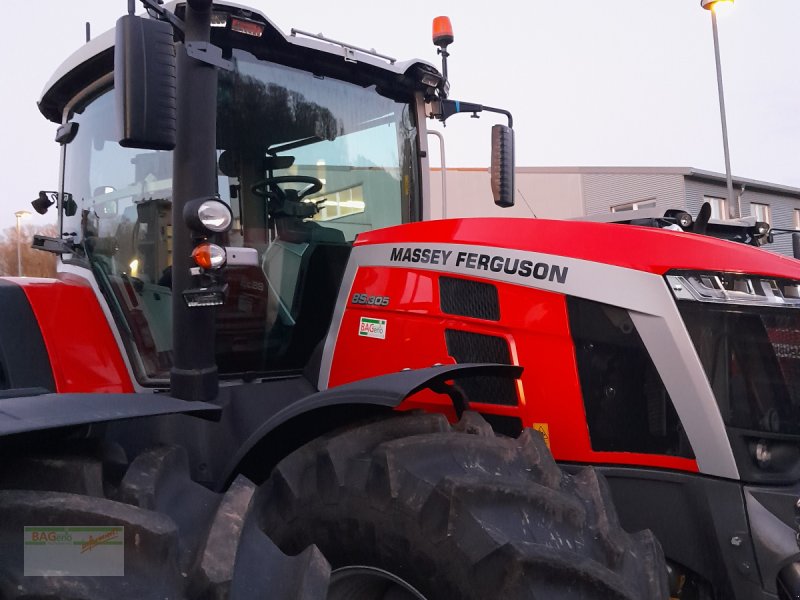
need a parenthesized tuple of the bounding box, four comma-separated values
(1, 0, 798, 231)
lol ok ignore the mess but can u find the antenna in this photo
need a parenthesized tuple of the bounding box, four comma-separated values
(128, 0, 135, 14)
(85, 22, 91, 42)
(517, 189, 537, 218)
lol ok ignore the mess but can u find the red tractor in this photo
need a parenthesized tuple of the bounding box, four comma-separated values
(2, 1, 799, 599)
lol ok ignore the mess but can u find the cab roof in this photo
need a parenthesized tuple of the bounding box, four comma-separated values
(39, 1, 438, 122)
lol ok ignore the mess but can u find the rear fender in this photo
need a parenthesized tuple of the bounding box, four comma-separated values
(0, 389, 220, 438)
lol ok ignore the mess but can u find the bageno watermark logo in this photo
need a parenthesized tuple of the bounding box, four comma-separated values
(359, 317, 387, 339)
(24, 526, 124, 576)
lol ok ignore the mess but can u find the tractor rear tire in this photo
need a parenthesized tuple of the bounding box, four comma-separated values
(0, 443, 329, 599)
(262, 411, 669, 600)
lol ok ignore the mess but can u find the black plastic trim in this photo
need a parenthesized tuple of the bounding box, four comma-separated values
(588, 465, 768, 599)
(286, 363, 521, 409)
(39, 47, 114, 122)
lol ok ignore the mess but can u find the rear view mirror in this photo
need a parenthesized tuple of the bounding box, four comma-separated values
(490, 124, 514, 208)
(115, 15, 177, 150)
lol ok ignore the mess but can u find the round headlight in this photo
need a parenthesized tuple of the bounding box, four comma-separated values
(192, 243, 227, 270)
(184, 197, 233, 234)
(198, 200, 232, 232)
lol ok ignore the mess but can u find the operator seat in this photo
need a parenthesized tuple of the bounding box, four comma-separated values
(217, 148, 350, 369)
(262, 210, 350, 369)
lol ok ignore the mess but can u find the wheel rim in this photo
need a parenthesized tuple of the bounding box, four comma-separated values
(328, 565, 429, 600)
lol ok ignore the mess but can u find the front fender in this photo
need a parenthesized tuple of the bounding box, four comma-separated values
(221, 363, 522, 485)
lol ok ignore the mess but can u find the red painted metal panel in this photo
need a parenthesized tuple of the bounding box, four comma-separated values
(328, 265, 700, 474)
(16, 276, 134, 393)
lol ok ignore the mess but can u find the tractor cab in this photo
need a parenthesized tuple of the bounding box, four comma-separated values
(48, 3, 428, 384)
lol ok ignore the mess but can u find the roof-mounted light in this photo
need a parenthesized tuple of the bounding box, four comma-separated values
(231, 17, 264, 37)
(701, 0, 734, 14)
(432, 16, 454, 48)
(420, 72, 441, 88)
(210, 12, 229, 27)
(667, 270, 800, 307)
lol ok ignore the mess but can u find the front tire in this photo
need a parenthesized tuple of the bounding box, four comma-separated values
(262, 411, 669, 599)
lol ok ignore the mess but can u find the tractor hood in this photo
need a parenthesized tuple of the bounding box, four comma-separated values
(355, 218, 800, 280)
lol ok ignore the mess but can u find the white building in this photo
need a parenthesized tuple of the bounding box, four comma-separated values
(432, 167, 800, 256)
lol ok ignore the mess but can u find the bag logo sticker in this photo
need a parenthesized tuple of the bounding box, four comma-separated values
(359, 317, 387, 339)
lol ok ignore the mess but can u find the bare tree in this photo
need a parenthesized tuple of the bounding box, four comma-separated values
(0, 224, 58, 278)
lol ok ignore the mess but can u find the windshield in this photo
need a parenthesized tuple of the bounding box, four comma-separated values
(62, 50, 419, 383)
(679, 302, 800, 436)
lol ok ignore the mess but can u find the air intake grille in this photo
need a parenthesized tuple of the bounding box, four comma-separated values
(439, 277, 500, 321)
(444, 329, 517, 406)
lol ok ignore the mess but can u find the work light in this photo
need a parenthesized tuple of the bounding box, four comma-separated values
(184, 197, 233, 234)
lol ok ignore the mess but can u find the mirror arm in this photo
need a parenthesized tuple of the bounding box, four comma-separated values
(137, 0, 185, 34)
(185, 42, 233, 70)
(432, 99, 513, 128)
(480, 105, 513, 128)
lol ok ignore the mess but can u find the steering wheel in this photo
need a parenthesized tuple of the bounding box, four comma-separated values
(251, 176, 323, 202)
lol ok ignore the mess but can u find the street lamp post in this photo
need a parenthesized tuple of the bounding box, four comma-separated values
(14, 210, 31, 276)
(701, 0, 735, 216)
